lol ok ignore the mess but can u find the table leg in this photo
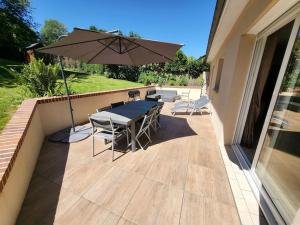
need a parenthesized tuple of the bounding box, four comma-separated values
(130, 122, 136, 151)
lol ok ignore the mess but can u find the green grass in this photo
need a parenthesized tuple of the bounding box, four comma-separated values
(0, 59, 143, 132)
(0, 59, 25, 131)
(68, 74, 143, 93)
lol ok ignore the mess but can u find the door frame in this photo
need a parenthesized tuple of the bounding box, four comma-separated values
(232, 4, 300, 224)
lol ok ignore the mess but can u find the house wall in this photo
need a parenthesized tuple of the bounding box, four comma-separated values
(207, 0, 276, 145)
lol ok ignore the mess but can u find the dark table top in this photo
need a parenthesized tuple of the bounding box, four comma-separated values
(90, 100, 163, 125)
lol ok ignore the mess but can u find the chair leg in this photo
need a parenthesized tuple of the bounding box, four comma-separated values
(92, 135, 95, 157)
(136, 138, 144, 151)
(148, 127, 151, 139)
(112, 139, 115, 161)
(144, 130, 152, 143)
(126, 127, 129, 146)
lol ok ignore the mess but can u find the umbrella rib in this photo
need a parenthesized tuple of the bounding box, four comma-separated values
(97, 40, 121, 54)
(122, 45, 140, 54)
(38, 37, 115, 51)
(122, 37, 173, 61)
(87, 37, 118, 63)
(119, 37, 122, 54)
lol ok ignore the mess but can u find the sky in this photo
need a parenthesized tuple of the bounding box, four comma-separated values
(31, 0, 216, 58)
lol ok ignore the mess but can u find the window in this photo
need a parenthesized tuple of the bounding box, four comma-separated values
(214, 58, 224, 92)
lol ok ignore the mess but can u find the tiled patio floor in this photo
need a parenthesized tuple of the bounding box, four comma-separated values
(16, 103, 241, 225)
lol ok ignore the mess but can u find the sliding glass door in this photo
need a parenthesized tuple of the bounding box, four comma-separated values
(234, 8, 300, 224)
(240, 21, 294, 163)
(255, 27, 300, 225)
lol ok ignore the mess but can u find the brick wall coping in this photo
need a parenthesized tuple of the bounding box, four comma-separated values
(0, 85, 153, 192)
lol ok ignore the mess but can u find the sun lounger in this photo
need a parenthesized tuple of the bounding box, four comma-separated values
(171, 96, 210, 116)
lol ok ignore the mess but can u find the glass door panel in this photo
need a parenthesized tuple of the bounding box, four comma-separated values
(256, 27, 300, 225)
(240, 21, 294, 164)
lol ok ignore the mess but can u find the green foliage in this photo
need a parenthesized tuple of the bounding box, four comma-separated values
(128, 31, 142, 38)
(177, 76, 188, 86)
(77, 62, 104, 74)
(281, 37, 300, 92)
(138, 71, 158, 85)
(88, 25, 106, 32)
(18, 59, 64, 97)
(164, 50, 188, 75)
(0, 0, 37, 60)
(105, 65, 140, 82)
(40, 19, 67, 45)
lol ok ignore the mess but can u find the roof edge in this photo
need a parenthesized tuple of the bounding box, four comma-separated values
(205, 0, 226, 62)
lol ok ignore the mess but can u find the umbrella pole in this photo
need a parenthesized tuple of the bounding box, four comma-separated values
(58, 56, 76, 132)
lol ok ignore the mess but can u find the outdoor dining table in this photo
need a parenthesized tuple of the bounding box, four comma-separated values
(90, 100, 163, 151)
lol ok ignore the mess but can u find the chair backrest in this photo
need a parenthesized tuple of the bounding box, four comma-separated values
(156, 104, 163, 115)
(89, 117, 113, 131)
(96, 106, 111, 112)
(181, 90, 190, 101)
(181, 90, 190, 96)
(111, 101, 124, 108)
(194, 96, 210, 108)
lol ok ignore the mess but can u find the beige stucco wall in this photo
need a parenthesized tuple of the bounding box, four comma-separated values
(0, 110, 44, 225)
(207, 0, 275, 145)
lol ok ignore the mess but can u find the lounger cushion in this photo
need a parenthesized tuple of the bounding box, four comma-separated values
(146, 89, 180, 102)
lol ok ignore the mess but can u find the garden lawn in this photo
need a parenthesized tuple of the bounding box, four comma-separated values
(0, 61, 143, 132)
(68, 74, 143, 93)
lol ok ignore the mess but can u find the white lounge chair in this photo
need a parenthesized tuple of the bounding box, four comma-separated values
(171, 96, 210, 116)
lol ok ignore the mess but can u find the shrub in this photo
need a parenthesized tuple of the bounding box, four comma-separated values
(177, 76, 188, 86)
(168, 79, 176, 86)
(18, 59, 64, 97)
(138, 71, 159, 85)
(105, 65, 140, 81)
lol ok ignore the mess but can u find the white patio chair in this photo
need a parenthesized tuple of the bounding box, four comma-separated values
(180, 90, 191, 102)
(89, 116, 128, 161)
(134, 107, 156, 150)
(151, 104, 163, 131)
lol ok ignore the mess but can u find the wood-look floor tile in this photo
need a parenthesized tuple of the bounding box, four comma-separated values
(55, 197, 120, 225)
(180, 192, 205, 225)
(146, 158, 187, 189)
(114, 149, 158, 175)
(185, 163, 213, 197)
(17, 176, 80, 225)
(62, 161, 112, 195)
(123, 178, 183, 225)
(83, 167, 144, 215)
(204, 197, 241, 225)
(117, 218, 137, 225)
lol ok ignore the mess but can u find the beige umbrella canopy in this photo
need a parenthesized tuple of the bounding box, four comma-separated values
(37, 28, 182, 143)
(38, 28, 183, 65)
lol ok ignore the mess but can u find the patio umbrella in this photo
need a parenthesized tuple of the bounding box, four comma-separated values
(37, 28, 183, 143)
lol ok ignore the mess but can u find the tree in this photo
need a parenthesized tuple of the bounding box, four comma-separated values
(128, 31, 141, 38)
(0, 0, 38, 60)
(164, 50, 188, 75)
(40, 19, 67, 45)
(0, 0, 34, 27)
(88, 25, 106, 32)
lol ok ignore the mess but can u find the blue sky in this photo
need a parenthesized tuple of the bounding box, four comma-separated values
(31, 0, 216, 58)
